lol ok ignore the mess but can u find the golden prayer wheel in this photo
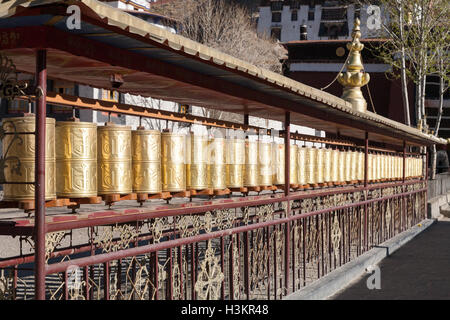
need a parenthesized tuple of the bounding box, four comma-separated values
(394, 156, 398, 179)
(419, 157, 423, 177)
(350, 150, 358, 182)
(406, 157, 411, 178)
(289, 144, 298, 185)
(338, 149, 346, 183)
(357, 151, 364, 182)
(316, 147, 324, 184)
(2, 116, 56, 201)
(298, 146, 306, 186)
(186, 134, 209, 190)
(331, 148, 339, 184)
(305, 147, 316, 186)
(368, 153, 374, 182)
(209, 138, 227, 190)
(386, 154, 391, 180)
(56, 121, 97, 198)
(374, 153, 380, 181)
(226, 138, 245, 188)
(161, 131, 186, 192)
(273, 143, 285, 185)
(132, 129, 161, 194)
(384, 154, 388, 180)
(380, 154, 385, 180)
(259, 142, 273, 186)
(243, 140, 258, 187)
(323, 148, 332, 183)
(97, 124, 132, 195)
(344, 150, 352, 182)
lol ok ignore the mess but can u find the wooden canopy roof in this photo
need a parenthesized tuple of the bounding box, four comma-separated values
(0, 0, 445, 147)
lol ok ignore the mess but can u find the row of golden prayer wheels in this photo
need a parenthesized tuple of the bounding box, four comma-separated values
(1, 117, 424, 201)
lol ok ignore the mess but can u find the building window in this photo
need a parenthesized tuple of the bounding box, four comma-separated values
(308, 9, 315, 21)
(52, 80, 75, 114)
(8, 99, 28, 114)
(290, 2, 300, 10)
(291, 10, 298, 21)
(271, 28, 281, 41)
(270, 1, 283, 11)
(321, 7, 347, 21)
(272, 11, 282, 23)
(102, 89, 119, 102)
(318, 22, 349, 38)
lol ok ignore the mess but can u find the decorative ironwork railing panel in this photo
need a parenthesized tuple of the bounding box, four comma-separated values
(0, 181, 427, 300)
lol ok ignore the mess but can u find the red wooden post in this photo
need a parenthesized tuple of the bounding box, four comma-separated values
(284, 111, 290, 295)
(364, 132, 368, 251)
(35, 49, 47, 300)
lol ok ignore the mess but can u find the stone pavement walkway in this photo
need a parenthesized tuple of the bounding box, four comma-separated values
(332, 218, 450, 300)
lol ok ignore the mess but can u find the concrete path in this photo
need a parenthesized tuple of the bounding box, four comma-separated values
(332, 218, 450, 300)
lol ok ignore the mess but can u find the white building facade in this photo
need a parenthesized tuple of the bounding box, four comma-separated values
(257, 1, 381, 42)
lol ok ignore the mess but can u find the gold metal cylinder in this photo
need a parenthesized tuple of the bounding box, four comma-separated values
(344, 149, 352, 182)
(97, 124, 132, 195)
(373, 153, 379, 181)
(350, 150, 357, 182)
(2, 116, 56, 201)
(396, 156, 400, 180)
(186, 134, 209, 190)
(386, 154, 391, 180)
(338, 149, 346, 183)
(226, 138, 245, 188)
(132, 129, 161, 194)
(357, 151, 364, 181)
(56, 121, 97, 198)
(259, 142, 273, 186)
(289, 144, 298, 185)
(243, 140, 258, 187)
(316, 147, 324, 184)
(161, 132, 186, 192)
(273, 143, 285, 185)
(324, 148, 332, 183)
(298, 146, 306, 186)
(209, 138, 227, 190)
(368, 153, 373, 181)
(331, 148, 339, 184)
(305, 147, 316, 185)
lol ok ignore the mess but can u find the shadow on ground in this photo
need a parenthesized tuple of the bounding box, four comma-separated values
(332, 221, 450, 300)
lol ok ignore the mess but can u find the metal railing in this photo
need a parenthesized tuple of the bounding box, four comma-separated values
(0, 180, 427, 300)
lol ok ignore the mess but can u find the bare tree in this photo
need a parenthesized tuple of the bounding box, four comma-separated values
(361, 0, 449, 126)
(151, 0, 286, 123)
(125, 94, 189, 132)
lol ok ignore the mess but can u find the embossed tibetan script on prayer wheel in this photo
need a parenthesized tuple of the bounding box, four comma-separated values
(97, 123, 132, 195)
(243, 140, 258, 187)
(186, 133, 209, 190)
(298, 146, 306, 186)
(323, 148, 332, 185)
(316, 147, 324, 185)
(259, 141, 273, 186)
(132, 128, 161, 194)
(56, 121, 97, 197)
(2, 116, 56, 200)
(289, 144, 298, 185)
(161, 131, 186, 192)
(331, 148, 339, 185)
(209, 137, 226, 190)
(305, 147, 316, 186)
(226, 138, 245, 188)
(273, 143, 285, 185)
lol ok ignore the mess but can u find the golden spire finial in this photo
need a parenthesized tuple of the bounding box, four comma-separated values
(337, 18, 370, 112)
